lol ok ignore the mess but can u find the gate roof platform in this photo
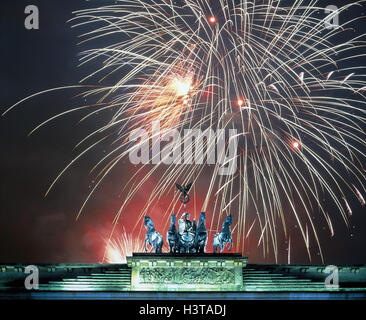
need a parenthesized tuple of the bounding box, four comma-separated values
(1, 253, 365, 300)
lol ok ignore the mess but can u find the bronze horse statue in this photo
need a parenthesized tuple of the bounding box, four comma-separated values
(194, 212, 207, 253)
(213, 215, 233, 253)
(167, 213, 179, 253)
(144, 216, 163, 253)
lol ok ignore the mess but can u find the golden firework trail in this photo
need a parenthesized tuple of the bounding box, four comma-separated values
(4, 0, 366, 262)
(353, 184, 366, 206)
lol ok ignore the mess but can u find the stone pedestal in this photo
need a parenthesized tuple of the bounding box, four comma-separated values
(127, 253, 247, 291)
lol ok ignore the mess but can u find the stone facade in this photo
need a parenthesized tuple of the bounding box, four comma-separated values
(127, 253, 246, 291)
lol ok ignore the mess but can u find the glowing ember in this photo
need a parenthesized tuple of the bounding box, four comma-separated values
(208, 16, 217, 24)
(292, 141, 300, 149)
(237, 98, 245, 107)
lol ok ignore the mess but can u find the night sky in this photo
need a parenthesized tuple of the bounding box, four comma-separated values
(1, 0, 366, 265)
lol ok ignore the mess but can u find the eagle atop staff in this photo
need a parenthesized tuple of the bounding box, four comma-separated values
(176, 182, 192, 205)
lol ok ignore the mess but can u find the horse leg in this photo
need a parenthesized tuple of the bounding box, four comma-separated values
(152, 240, 156, 253)
(144, 238, 148, 251)
(156, 238, 162, 253)
(168, 240, 173, 253)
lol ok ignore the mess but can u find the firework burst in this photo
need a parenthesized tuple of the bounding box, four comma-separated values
(105, 230, 145, 264)
(5, 0, 366, 263)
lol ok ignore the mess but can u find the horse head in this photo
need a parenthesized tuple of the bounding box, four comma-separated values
(199, 212, 206, 225)
(222, 215, 233, 229)
(170, 213, 176, 225)
(144, 215, 154, 230)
